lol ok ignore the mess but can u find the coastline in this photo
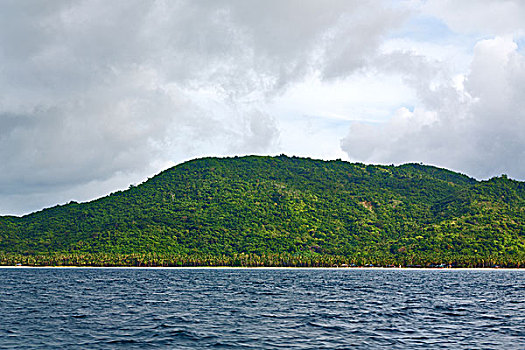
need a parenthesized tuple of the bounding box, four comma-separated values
(0, 265, 522, 270)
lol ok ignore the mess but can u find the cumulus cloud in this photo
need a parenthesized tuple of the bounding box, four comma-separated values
(0, 0, 406, 214)
(341, 36, 525, 179)
(423, 0, 525, 37)
(5, 0, 524, 216)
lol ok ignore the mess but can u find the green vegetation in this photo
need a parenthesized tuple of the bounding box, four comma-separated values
(1, 155, 524, 267)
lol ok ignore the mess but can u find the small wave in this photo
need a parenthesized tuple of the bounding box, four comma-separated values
(1, 268, 523, 349)
(105, 338, 140, 345)
(306, 321, 345, 331)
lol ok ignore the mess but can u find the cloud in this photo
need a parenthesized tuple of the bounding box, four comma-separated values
(2, 0, 525, 216)
(341, 36, 525, 179)
(422, 0, 525, 37)
(0, 0, 407, 215)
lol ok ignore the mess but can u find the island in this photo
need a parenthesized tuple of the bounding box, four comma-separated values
(1, 155, 523, 267)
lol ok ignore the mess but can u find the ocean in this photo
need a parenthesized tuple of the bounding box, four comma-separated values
(1, 268, 523, 349)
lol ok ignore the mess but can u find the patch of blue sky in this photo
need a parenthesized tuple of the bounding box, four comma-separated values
(301, 114, 352, 128)
(516, 36, 525, 54)
(403, 105, 415, 113)
(299, 102, 410, 126)
(390, 15, 454, 43)
(391, 14, 483, 52)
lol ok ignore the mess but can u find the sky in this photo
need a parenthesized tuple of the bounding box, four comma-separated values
(1, 0, 525, 216)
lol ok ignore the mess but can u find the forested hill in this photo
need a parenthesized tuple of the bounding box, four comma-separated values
(1, 155, 524, 267)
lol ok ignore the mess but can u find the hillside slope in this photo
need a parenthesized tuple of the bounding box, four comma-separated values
(1, 155, 524, 267)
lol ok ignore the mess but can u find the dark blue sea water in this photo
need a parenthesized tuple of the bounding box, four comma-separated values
(0, 268, 524, 349)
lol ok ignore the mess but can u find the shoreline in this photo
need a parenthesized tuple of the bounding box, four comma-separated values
(0, 266, 522, 271)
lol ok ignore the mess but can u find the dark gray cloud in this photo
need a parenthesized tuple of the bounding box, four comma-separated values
(0, 0, 406, 215)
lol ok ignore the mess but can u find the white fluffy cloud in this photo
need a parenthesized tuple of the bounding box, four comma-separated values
(341, 36, 525, 179)
(422, 0, 525, 37)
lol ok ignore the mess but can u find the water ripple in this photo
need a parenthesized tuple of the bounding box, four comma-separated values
(0, 268, 524, 349)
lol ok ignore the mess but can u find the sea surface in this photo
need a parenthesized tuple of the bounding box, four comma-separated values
(0, 268, 524, 349)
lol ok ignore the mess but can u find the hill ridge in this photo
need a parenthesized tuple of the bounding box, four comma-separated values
(0, 155, 523, 267)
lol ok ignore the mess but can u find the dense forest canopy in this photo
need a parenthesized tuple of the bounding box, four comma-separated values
(1, 155, 524, 267)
